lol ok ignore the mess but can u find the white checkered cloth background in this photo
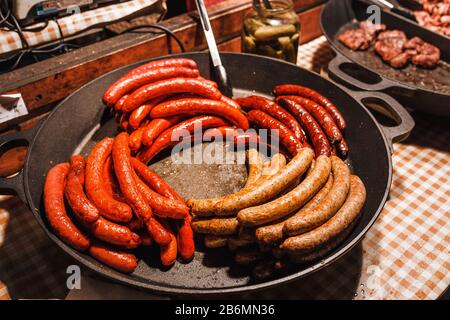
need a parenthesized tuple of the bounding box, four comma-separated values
(0, 0, 162, 54)
(0, 36, 449, 300)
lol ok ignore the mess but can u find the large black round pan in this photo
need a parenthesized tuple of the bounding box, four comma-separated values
(0, 52, 414, 296)
(321, 0, 450, 117)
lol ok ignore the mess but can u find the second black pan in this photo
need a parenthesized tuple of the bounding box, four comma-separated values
(0, 52, 414, 296)
(321, 0, 450, 117)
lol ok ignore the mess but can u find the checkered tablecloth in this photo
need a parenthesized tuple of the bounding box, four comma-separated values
(0, 0, 164, 54)
(0, 36, 449, 300)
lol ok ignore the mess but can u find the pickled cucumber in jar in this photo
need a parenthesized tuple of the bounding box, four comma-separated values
(242, 0, 300, 63)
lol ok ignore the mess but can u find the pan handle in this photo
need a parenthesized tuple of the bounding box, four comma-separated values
(351, 90, 415, 152)
(0, 126, 38, 203)
(327, 54, 408, 92)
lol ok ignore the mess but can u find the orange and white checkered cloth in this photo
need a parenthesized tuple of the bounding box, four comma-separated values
(246, 112, 450, 300)
(0, 0, 163, 54)
(0, 37, 449, 300)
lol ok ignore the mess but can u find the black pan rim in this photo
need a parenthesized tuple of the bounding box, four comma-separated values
(22, 52, 393, 296)
(320, 0, 450, 98)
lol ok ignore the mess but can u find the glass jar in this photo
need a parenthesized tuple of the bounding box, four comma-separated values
(241, 0, 300, 63)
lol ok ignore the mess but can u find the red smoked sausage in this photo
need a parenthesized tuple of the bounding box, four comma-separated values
(129, 125, 147, 152)
(220, 95, 241, 110)
(112, 133, 153, 221)
(277, 97, 332, 157)
(105, 58, 198, 108)
(69, 155, 85, 186)
(133, 158, 195, 260)
(150, 98, 249, 130)
(159, 220, 178, 266)
(131, 157, 185, 203)
(65, 164, 100, 225)
(127, 58, 197, 76)
(246, 110, 303, 156)
(145, 217, 172, 246)
(202, 126, 239, 140)
(132, 158, 195, 261)
(282, 95, 343, 144)
(90, 217, 141, 249)
(122, 78, 222, 113)
(89, 242, 137, 273)
(336, 139, 349, 158)
(129, 104, 152, 130)
(177, 214, 195, 261)
(128, 95, 168, 130)
(119, 113, 130, 131)
(112, 132, 171, 245)
(196, 77, 218, 88)
(134, 174, 188, 219)
(139, 231, 154, 246)
(203, 127, 261, 147)
(115, 95, 129, 112)
(273, 84, 347, 131)
(137, 115, 229, 164)
(141, 116, 184, 147)
(127, 217, 144, 232)
(85, 138, 132, 222)
(235, 95, 308, 145)
(103, 156, 127, 203)
(44, 163, 90, 251)
(103, 66, 200, 106)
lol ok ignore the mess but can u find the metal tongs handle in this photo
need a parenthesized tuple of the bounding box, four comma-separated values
(195, 0, 221, 66)
(194, 0, 233, 97)
(372, 0, 417, 21)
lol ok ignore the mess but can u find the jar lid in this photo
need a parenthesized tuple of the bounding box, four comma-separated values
(254, 0, 294, 15)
